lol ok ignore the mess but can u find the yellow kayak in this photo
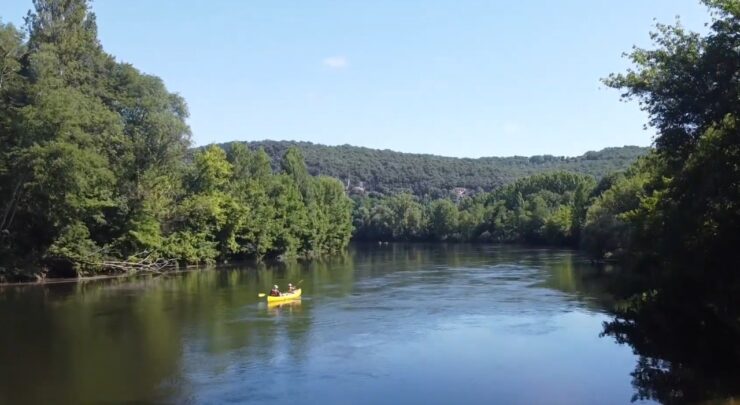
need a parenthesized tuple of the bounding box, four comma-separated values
(266, 288, 302, 303)
(267, 299, 302, 310)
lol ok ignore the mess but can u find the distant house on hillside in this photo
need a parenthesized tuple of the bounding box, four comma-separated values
(345, 178, 366, 195)
(351, 181, 366, 195)
(451, 187, 470, 200)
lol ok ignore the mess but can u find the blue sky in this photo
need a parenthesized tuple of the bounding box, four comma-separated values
(1, 1, 710, 157)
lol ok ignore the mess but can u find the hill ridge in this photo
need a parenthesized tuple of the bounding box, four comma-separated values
(212, 140, 650, 197)
(212, 139, 645, 160)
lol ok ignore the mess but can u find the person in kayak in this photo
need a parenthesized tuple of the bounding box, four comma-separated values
(269, 285, 281, 296)
(287, 283, 296, 293)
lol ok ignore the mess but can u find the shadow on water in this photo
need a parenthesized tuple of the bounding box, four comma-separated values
(0, 258, 347, 404)
(534, 251, 740, 404)
(0, 243, 737, 404)
(598, 275, 740, 404)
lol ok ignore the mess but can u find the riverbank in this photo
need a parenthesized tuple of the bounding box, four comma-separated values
(0, 250, 340, 286)
(0, 268, 191, 288)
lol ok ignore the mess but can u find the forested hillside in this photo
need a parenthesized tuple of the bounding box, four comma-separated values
(2, 0, 736, 293)
(216, 141, 649, 196)
(0, 1, 353, 281)
(351, 172, 597, 245)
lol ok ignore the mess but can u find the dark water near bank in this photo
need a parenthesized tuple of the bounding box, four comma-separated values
(0, 244, 733, 404)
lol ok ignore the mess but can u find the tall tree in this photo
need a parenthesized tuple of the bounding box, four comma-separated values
(428, 199, 459, 241)
(281, 147, 313, 202)
(602, 0, 740, 270)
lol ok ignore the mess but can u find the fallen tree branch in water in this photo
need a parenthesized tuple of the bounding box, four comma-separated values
(44, 250, 178, 278)
(95, 257, 177, 274)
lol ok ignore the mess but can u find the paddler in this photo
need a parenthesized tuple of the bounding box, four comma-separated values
(287, 283, 296, 293)
(269, 285, 281, 296)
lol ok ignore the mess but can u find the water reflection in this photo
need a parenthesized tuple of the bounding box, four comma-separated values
(266, 299, 303, 313)
(1, 244, 733, 404)
(600, 282, 740, 404)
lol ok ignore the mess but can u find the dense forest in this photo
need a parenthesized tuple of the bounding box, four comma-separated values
(351, 171, 596, 246)
(354, 0, 740, 278)
(1, 0, 738, 287)
(588, 0, 739, 273)
(0, 1, 737, 402)
(217, 140, 648, 197)
(0, 1, 353, 281)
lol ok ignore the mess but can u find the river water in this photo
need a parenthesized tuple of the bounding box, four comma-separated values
(0, 244, 653, 404)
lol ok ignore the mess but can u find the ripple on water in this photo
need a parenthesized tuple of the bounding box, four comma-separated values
(0, 245, 645, 405)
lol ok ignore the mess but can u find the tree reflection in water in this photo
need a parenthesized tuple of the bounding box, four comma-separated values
(601, 278, 740, 404)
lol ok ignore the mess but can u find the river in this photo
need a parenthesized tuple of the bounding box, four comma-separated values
(0, 244, 692, 404)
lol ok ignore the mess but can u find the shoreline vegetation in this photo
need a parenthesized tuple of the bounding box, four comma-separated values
(0, 1, 353, 283)
(0, 242, 595, 287)
(1, 0, 739, 288)
(1, 1, 738, 403)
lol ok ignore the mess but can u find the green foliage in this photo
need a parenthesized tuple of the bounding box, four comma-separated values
(158, 146, 353, 264)
(0, 20, 24, 97)
(428, 199, 459, 241)
(46, 221, 99, 262)
(590, 0, 740, 272)
(581, 162, 652, 260)
(0, 0, 195, 274)
(227, 143, 271, 184)
(312, 176, 354, 252)
(352, 193, 426, 241)
(217, 141, 648, 197)
(671, 117, 739, 265)
(0, 0, 353, 278)
(189, 146, 232, 193)
(352, 172, 597, 246)
(479, 172, 596, 245)
(3, 0, 737, 281)
(281, 147, 313, 201)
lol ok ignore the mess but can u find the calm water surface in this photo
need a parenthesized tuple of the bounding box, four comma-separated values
(0, 244, 650, 404)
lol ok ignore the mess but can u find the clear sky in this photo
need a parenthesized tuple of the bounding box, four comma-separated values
(0, 1, 711, 157)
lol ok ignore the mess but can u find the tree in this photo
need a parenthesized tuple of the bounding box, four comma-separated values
(0, 21, 24, 94)
(281, 147, 313, 202)
(313, 176, 354, 252)
(0, 21, 26, 251)
(581, 165, 650, 260)
(189, 146, 232, 194)
(428, 199, 459, 241)
(351, 171, 599, 246)
(602, 0, 740, 270)
(0, 0, 355, 280)
(385, 193, 426, 240)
